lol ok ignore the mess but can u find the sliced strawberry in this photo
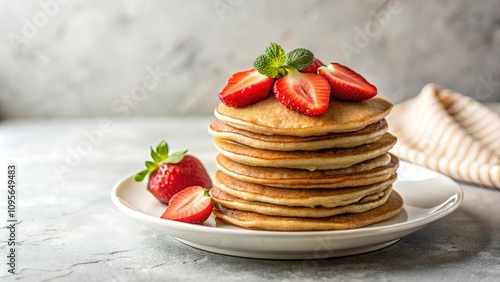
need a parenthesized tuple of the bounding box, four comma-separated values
(301, 57, 325, 73)
(317, 63, 377, 101)
(219, 68, 274, 107)
(161, 186, 214, 224)
(273, 69, 331, 116)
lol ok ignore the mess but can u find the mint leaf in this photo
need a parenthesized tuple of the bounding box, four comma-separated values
(253, 42, 288, 78)
(265, 42, 286, 64)
(285, 48, 314, 71)
(254, 42, 315, 78)
(253, 54, 278, 78)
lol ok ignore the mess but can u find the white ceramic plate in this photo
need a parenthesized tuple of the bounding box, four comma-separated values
(111, 161, 463, 260)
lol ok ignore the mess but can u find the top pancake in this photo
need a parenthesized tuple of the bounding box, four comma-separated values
(213, 190, 404, 231)
(214, 96, 393, 137)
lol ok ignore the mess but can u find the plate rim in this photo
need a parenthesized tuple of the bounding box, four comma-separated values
(111, 161, 464, 239)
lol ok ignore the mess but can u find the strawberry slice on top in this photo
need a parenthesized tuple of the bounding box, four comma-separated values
(161, 186, 215, 224)
(273, 68, 331, 116)
(218, 68, 274, 107)
(318, 62, 377, 101)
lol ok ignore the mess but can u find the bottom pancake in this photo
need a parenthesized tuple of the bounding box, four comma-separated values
(213, 190, 404, 231)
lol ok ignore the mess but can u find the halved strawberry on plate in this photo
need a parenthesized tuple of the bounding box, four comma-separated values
(273, 68, 331, 116)
(161, 186, 216, 224)
(219, 68, 274, 107)
(318, 63, 377, 101)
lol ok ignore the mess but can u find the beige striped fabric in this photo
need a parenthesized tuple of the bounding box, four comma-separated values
(387, 84, 500, 189)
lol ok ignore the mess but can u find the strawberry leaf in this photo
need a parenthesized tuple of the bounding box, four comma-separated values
(150, 147, 162, 163)
(212, 199, 221, 211)
(135, 141, 188, 182)
(145, 161, 157, 171)
(134, 169, 149, 182)
(165, 149, 188, 164)
(156, 141, 168, 159)
(285, 48, 314, 71)
(206, 189, 221, 210)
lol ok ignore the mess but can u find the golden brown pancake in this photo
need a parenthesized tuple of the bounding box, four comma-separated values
(211, 186, 392, 218)
(215, 153, 399, 188)
(214, 133, 397, 170)
(214, 96, 393, 137)
(213, 190, 404, 231)
(213, 171, 397, 208)
(208, 119, 389, 151)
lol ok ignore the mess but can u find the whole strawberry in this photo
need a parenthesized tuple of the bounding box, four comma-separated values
(135, 141, 212, 204)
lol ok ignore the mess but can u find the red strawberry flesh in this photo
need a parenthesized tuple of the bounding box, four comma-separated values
(273, 69, 331, 116)
(219, 68, 274, 107)
(318, 63, 377, 101)
(161, 186, 213, 224)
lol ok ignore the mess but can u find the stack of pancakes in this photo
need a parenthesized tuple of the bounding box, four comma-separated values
(208, 96, 403, 231)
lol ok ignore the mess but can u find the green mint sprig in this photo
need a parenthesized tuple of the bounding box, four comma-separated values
(135, 140, 187, 182)
(253, 42, 314, 79)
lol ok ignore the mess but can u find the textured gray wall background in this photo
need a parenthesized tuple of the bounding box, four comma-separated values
(0, 0, 499, 119)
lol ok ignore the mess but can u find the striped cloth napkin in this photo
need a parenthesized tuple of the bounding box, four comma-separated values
(387, 83, 500, 189)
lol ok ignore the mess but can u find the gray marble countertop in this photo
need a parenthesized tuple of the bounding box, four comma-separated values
(1, 117, 499, 282)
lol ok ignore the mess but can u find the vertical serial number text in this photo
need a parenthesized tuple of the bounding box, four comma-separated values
(6, 164, 17, 274)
